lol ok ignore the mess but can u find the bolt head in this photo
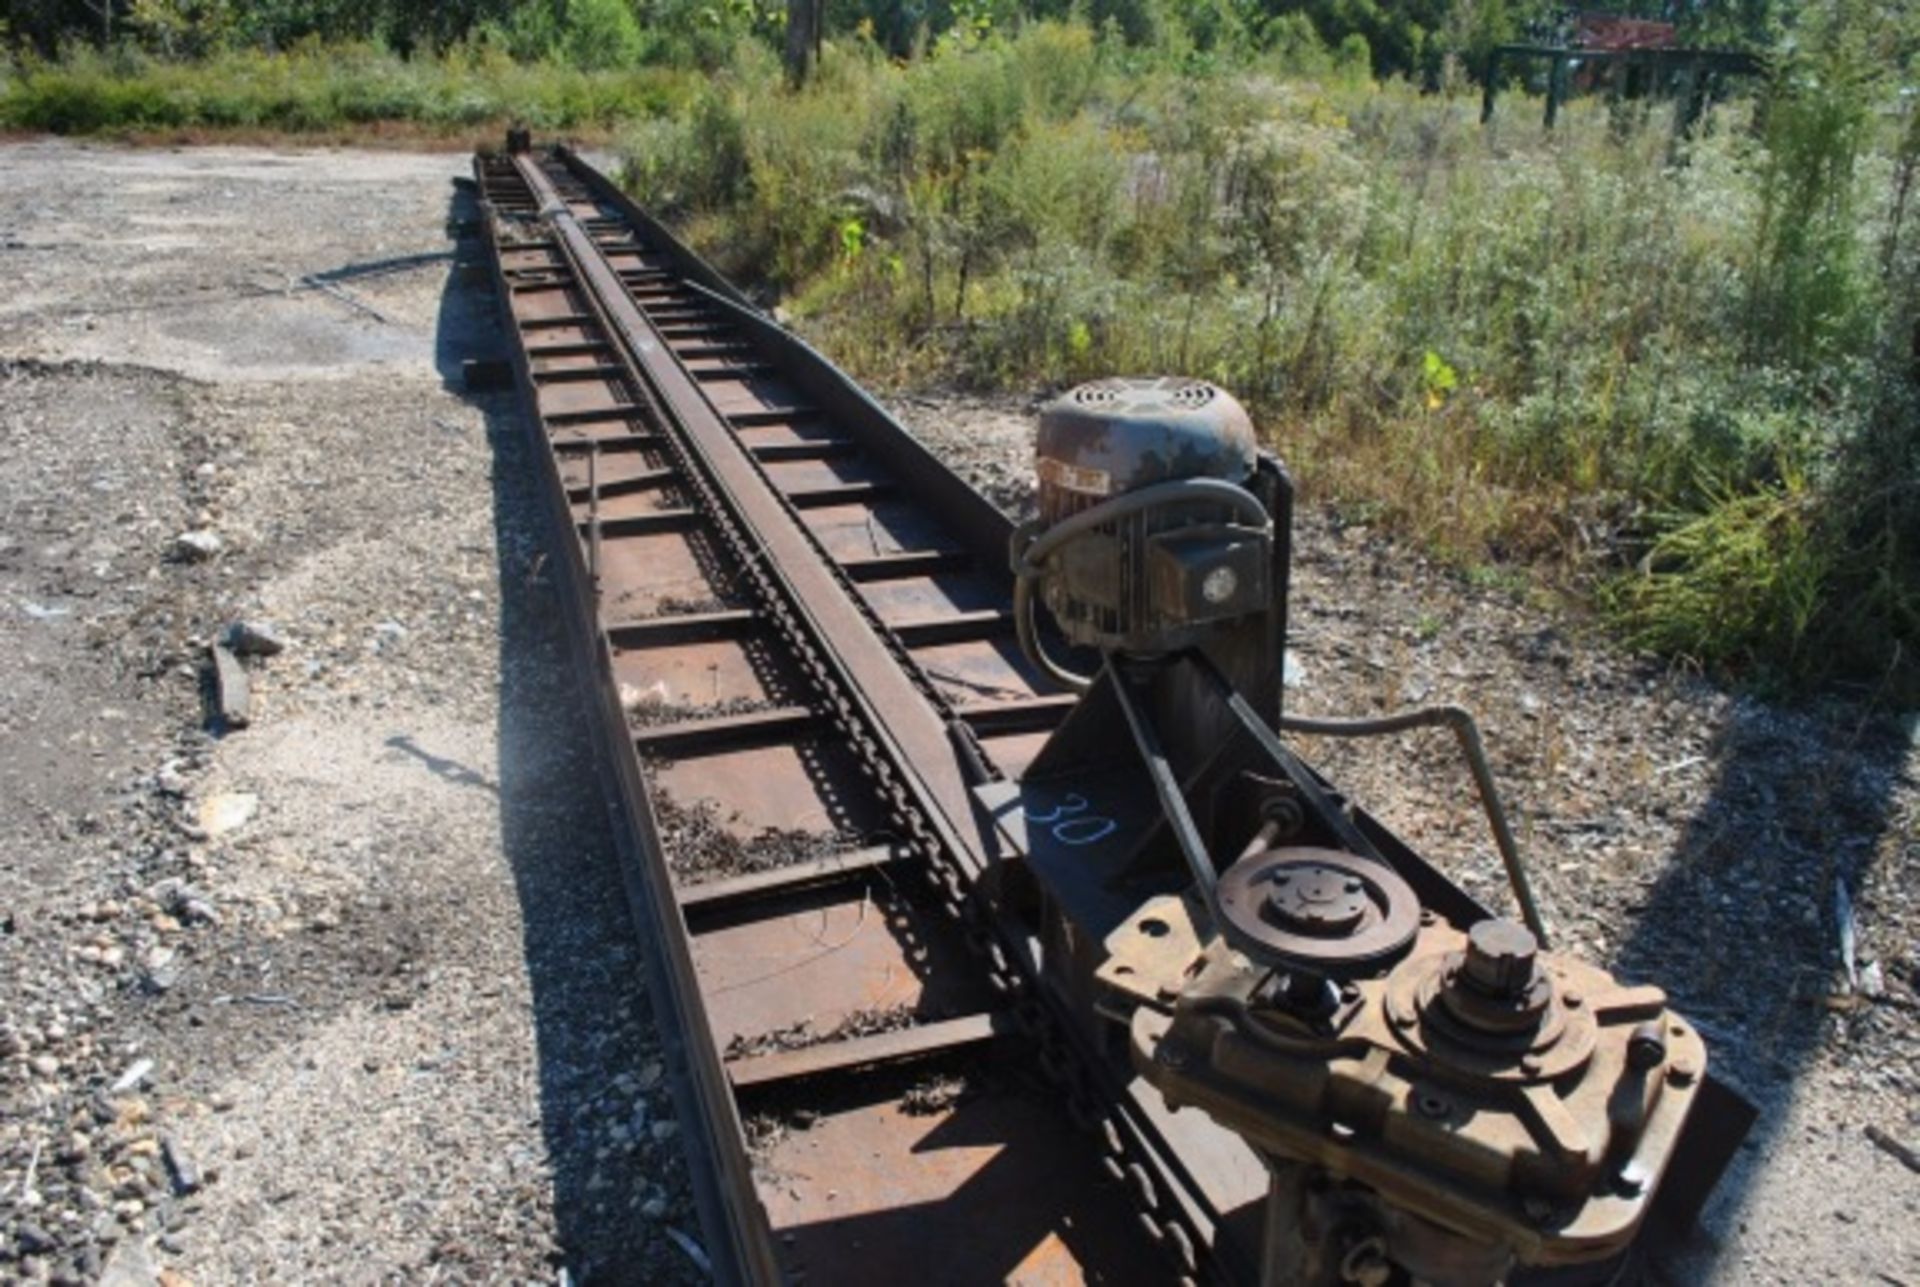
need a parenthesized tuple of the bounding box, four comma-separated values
(1627, 1021, 1668, 1070)
(1201, 565, 1239, 605)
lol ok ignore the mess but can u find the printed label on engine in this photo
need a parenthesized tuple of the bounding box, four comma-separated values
(1037, 456, 1113, 496)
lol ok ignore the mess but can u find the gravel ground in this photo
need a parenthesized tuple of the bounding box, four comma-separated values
(0, 140, 1914, 1286)
(0, 141, 697, 1286)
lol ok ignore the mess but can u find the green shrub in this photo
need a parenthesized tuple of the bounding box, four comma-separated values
(0, 40, 697, 135)
(556, 0, 649, 70)
(1743, 6, 1881, 368)
(615, 13, 1917, 691)
(1606, 462, 1829, 672)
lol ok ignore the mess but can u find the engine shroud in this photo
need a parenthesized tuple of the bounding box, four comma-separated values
(1032, 377, 1269, 653)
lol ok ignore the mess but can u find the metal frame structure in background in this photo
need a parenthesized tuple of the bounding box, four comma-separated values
(1482, 42, 1765, 131)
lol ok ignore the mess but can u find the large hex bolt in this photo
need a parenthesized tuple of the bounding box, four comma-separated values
(1463, 918, 1539, 997)
(1438, 917, 1552, 1037)
(1627, 1020, 1669, 1070)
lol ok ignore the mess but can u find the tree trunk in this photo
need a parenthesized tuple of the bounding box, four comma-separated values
(785, 0, 816, 86)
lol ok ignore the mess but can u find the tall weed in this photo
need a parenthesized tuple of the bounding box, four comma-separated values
(1607, 460, 1829, 673)
(0, 42, 697, 133)
(618, 15, 1916, 690)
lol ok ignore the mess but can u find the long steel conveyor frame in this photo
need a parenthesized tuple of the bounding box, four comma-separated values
(473, 141, 1755, 1286)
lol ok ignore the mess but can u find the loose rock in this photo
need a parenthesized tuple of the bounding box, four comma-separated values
(224, 620, 286, 658)
(160, 1136, 201, 1196)
(208, 643, 251, 730)
(97, 1237, 157, 1286)
(15, 1222, 57, 1255)
(195, 793, 256, 838)
(171, 530, 221, 562)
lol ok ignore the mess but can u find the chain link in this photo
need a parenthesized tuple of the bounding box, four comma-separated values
(514, 158, 1209, 1281)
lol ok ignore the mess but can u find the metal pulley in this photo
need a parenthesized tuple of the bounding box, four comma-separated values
(1216, 846, 1420, 972)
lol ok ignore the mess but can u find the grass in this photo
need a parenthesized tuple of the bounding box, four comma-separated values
(618, 24, 1919, 696)
(0, 42, 699, 136)
(2, 16, 1909, 694)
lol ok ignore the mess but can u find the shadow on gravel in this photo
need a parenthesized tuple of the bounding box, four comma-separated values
(383, 733, 500, 794)
(1616, 693, 1914, 1264)
(436, 175, 681, 1283)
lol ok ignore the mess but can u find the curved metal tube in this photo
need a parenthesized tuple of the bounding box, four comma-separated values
(1278, 706, 1548, 945)
(1014, 477, 1271, 576)
(1013, 568, 1095, 693)
(1010, 478, 1272, 694)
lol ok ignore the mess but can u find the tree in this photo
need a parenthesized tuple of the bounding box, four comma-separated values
(785, 0, 820, 81)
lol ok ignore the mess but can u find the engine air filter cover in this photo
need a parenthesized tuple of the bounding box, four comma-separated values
(1031, 378, 1267, 653)
(1036, 377, 1256, 520)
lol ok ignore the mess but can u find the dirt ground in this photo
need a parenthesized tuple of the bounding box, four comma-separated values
(0, 140, 695, 1285)
(0, 139, 1914, 1286)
